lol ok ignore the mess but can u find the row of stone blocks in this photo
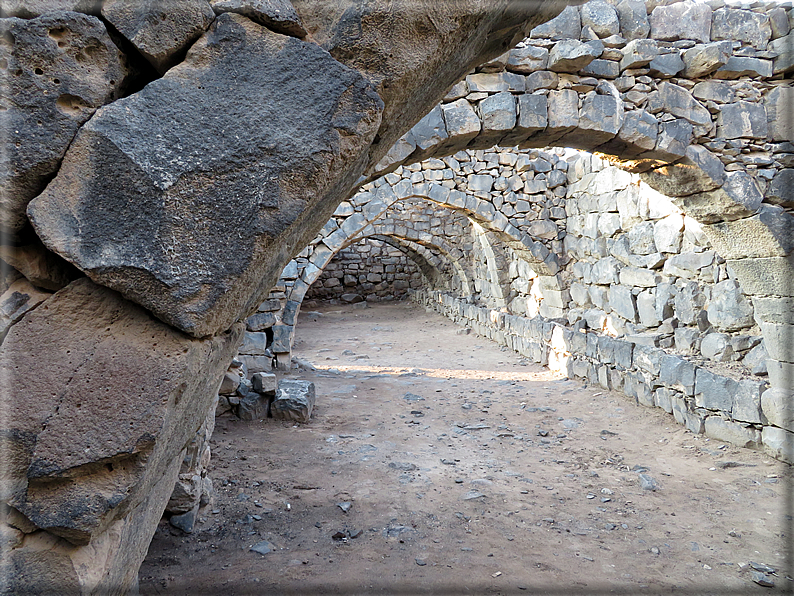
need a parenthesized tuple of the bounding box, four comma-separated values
(414, 289, 793, 463)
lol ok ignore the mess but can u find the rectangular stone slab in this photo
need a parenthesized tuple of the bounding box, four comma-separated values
(28, 13, 383, 338)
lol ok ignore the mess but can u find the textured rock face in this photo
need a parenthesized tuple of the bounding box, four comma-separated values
(0, 12, 127, 238)
(292, 0, 570, 170)
(210, 0, 306, 37)
(29, 13, 384, 338)
(0, 278, 242, 590)
(101, 0, 215, 74)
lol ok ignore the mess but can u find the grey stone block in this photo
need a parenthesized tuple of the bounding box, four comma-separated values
(272, 379, 315, 422)
(659, 354, 695, 396)
(252, 372, 276, 394)
(711, 7, 771, 50)
(654, 387, 674, 414)
(761, 426, 794, 463)
(633, 344, 664, 376)
(530, 5, 581, 40)
(240, 331, 269, 355)
(609, 284, 637, 322)
(616, 0, 649, 41)
(732, 379, 766, 425)
(718, 101, 767, 140)
(761, 388, 794, 432)
(700, 332, 733, 362)
(238, 392, 269, 421)
(649, 1, 711, 43)
(694, 369, 735, 412)
(704, 416, 761, 448)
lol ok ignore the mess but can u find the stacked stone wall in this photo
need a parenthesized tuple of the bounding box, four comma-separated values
(305, 238, 425, 303)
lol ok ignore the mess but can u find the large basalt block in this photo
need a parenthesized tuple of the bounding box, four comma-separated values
(0, 278, 241, 590)
(28, 13, 383, 338)
(0, 12, 127, 238)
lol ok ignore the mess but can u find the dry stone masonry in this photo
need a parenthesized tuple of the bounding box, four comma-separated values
(1, 0, 570, 592)
(265, 0, 793, 466)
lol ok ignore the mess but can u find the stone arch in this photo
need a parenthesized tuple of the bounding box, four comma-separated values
(358, 7, 793, 393)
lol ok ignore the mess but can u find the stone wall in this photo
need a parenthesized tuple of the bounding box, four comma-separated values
(305, 238, 425, 303)
(270, 139, 791, 461)
(0, 0, 563, 591)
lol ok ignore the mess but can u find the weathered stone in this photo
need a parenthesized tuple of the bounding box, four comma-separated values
(0, 0, 102, 16)
(758, 321, 794, 363)
(769, 7, 791, 40)
(694, 368, 735, 412)
(674, 281, 706, 325)
(238, 392, 269, 420)
(682, 42, 732, 78)
(769, 32, 794, 75)
(761, 388, 794, 432)
(651, 119, 692, 160)
(0, 12, 127, 238)
(609, 283, 637, 322)
(653, 214, 683, 253)
(580, 1, 619, 38)
(29, 14, 383, 338)
(218, 371, 241, 395)
(675, 326, 699, 355)
(480, 91, 517, 133)
(247, 311, 276, 331)
(649, 1, 711, 43)
(615, 0, 649, 41)
(692, 80, 735, 104)
(714, 56, 773, 79)
(619, 38, 658, 70)
(547, 39, 600, 73)
(272, 379, 315, 422)
(762, 426, 794, 463)
(546, 89, 579, 133)
(581, 58, 620, 79)
(732, 379, 766, 425)
(648, 52, 684, 78)
(411, 104, 448, 151)
(673, 171, 762, 224)
(506, 46, 548, 73)
(718, 101, 767, 140)
(663, 250, 713, 279)
(727, 255, 794, 297)
(591, 256, 621, 285)
(627, 221, 656, 255)
(0, 276, 51, 341)
(705, 279, 755, 332)
(619, 267, 660, 288)
(700, 332, 733, 361)
(210, 0, 307, 37)
(705, 205, 794, 260)
(616, 110, 658, 152)
(466, 72, 525, 93)
(251, 372, 276, 394)
(656, 82, 711, 132)
(704, 416, 760, 449)
(766, 169, 794, 207)
(636, 289, 659, 327)
(711, 8, 771, 51)
(526, 70, 559, 92)
(743, 341, 769, 376)
(659, 353, 695, 395)
(575, 92, 623, 144)
(102, 0, 215, 74)
(0, 278, 241, 589)
(530, 5, 581, 40)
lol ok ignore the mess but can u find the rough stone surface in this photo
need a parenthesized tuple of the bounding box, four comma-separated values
(0, 12, 127, 238)
(272, 379, 316, 422)
(28, 14, 383, 338)
(761, 388, 794, 433)
(707, 279, 755, 332)
(102, 0, 215, 74)
(649, 1, 711, 43)
(0, 278, 241, 589)
(210, 0, 307, 37)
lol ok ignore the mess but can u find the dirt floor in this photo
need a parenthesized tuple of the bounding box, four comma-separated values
(139, 301, 792, 595)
